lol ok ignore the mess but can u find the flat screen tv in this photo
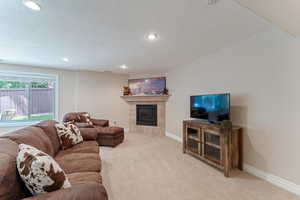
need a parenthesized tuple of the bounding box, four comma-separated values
(190, 93, 230, 123)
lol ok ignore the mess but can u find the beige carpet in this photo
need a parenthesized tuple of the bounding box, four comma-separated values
(101, 132, 299, 200)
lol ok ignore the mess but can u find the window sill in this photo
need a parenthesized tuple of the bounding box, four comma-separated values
(0, 120, 43, 128)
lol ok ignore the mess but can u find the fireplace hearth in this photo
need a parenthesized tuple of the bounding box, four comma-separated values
(136, 104, 157, 126)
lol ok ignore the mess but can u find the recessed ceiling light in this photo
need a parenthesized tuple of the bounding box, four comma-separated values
(62, 57, 69, 62)
(120, 65, 128, 69)
(23, 0, 41, 11)
(146, 33, 158, 41)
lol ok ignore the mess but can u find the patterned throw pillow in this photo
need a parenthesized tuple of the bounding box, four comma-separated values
(17, 144, 71, 195)
(55, 123, 83, 150)
(64, 122, 83, 140)
(79, 113, 93, 126)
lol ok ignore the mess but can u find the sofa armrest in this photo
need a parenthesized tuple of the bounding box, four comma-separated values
(91, 119, 109, 127)
(21, 184, 108, 200)
(79, 128, 99, 140)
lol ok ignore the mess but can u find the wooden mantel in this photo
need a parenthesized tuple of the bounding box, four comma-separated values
(121, 95, 171, 102)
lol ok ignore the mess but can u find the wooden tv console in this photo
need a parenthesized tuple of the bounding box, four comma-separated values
(183, 120, 242, 177)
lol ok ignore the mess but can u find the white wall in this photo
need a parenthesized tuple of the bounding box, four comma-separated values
(0, 64, 129, 134)
(129, 72, 166, 80)
(166, 28, 300, 185)
(235, 0, 300, 37)
(75, 71, 129, 128)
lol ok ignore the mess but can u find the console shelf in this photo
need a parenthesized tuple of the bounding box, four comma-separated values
(183, 120, 242, 177)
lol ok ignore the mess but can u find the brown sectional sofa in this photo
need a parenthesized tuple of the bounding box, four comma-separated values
(63, 112, 109, 128)
(0, 120, 108, 200)
(63, 112, 125, 147)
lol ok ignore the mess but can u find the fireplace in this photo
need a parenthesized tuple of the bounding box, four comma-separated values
(136, 104, 157, 126)
(122, 95, 170, 134)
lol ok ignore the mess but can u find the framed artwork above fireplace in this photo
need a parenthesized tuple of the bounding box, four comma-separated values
(128, 77, 166, 96)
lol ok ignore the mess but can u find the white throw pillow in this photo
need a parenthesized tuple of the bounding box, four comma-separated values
(55, 123, 83, 150)
(17, 144, 71, 195)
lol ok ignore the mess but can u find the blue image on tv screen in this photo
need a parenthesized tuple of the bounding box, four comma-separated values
(190, 94, 230, 122)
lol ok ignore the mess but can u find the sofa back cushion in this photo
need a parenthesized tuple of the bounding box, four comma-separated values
(63, 112, 81, 123)
(0, 139, 31, 200)
(63, 112, 91, 123)
(1, 126, 55, 157)
(34, 120, 61, 155)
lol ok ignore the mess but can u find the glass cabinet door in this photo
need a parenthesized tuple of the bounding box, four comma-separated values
(186, 126, 201, 154)
(203, 129, 221, 164)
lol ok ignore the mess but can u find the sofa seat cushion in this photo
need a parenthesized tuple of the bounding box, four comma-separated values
(67, 172, 102, 186)
(78, 128, 99, 141)
(91, 119, 109, 127)
(55, 153, 101, 174)
(75, 122, 94, 128)
(20, 184, 108, 200)
(57, 141, 99, 155)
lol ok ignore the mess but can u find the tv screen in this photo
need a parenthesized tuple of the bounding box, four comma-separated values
(190, 94, 230, 122)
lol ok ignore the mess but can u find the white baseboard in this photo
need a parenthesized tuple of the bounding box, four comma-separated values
(165, 131, 182, 143)
(244, 164, 300, 196)
(165, 131, 300, 196)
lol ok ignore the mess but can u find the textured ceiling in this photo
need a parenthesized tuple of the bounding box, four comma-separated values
(0, 0, 269, 73)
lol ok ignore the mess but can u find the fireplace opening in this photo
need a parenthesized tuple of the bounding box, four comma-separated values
(136, 104, 157, 126)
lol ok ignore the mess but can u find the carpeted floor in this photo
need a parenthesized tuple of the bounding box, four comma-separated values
(101, 132, 299, 200)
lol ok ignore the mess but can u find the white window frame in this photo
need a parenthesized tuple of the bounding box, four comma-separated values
(0, 71, 59, 127)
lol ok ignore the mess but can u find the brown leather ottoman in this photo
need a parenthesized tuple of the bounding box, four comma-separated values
(96, 126, 124, 147)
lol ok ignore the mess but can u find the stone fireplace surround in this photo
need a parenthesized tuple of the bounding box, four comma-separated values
(121, 95, 170, 135)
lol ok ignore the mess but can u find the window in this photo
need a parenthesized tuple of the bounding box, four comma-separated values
(0, 72, 58, 125)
